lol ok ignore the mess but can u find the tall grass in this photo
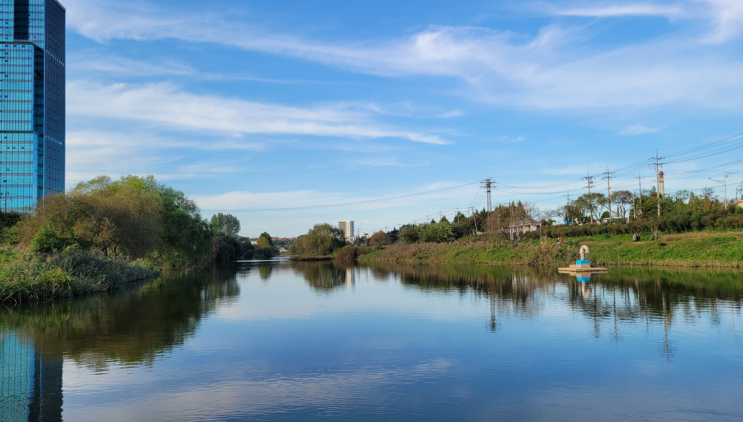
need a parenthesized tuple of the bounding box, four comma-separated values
(0, 247, 158, 303)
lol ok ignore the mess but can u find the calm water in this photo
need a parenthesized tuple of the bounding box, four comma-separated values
(2, 260, 743, 422)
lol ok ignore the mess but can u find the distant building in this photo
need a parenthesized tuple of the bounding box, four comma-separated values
(509, 218, 541, 240)
(338, 219, 354, 242)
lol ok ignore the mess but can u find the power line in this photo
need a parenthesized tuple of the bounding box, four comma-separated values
(203, 181, 479, 212)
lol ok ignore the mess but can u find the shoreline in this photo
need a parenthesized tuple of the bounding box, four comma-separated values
(358, 231, 743, 269)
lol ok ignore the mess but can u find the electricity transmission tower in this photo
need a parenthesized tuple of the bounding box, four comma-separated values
(481, 179, 495, 213)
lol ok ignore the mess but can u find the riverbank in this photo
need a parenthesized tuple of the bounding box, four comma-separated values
(0, 248, 158, 303)
(359, 231, 743, 268)
(290, 255, 334, 261)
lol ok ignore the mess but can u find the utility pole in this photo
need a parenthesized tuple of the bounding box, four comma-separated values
(637, 173, 643, 219)
(470, 206, 479, 233)
(481, 179, 494, 213)
(710, 171, 738, 209)
(655, 151, 661, 218)
(584, 171, 595, 224)
(602, 167, 612, 221)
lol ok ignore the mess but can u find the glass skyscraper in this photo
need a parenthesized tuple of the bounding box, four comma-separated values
(0, 0, 65, 212)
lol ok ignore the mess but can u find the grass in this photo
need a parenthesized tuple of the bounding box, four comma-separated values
(359, 231, 743, 268)
(0, 247, 159, 304)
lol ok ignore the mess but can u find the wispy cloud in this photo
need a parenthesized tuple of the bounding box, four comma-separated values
(69, 54, 195, 76)
(619, 124, 663, 135)
(67, 81, 450, 144)
(65, 0, 743, 111)
(551, 3, 682, 18)
(701, 0, 743, 43)
(65, 130, 267, 187)
(497, 135, 525, 143)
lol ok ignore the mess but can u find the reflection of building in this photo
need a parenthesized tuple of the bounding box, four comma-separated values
(345, 267, 356, 290)
(0, 0, 66, 211)
(338, 219, 354, 242)
(1, 332, 63, 421)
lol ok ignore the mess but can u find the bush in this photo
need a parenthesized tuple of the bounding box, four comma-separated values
(335, 245, 359, 260)
(31, 226, 66, 253)
(370, 231, 391, 246)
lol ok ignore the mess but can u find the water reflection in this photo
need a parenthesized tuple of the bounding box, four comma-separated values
(0, 266, 241, 421)
(1, 262, 742, 421)
(362, 262, 743, 327)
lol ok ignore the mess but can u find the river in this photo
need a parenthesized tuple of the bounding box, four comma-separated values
(2, 259, 742, 421)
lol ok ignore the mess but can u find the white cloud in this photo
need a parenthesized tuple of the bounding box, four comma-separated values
(65, 130, 267, 187)
(498, 135, 525, 143)
(64, 0, 743, 111)
(67, 81, 449, 144)
(551, 3, 682, 18)
(619, 124, 663, 135)
(700, 0, 743, 43)
(70, 54, 195, 76)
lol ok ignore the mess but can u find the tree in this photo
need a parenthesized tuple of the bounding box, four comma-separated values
(370, 231, 391, 246)
(210, 213, 241, 237)
(288, 224, 345, 255)
(575, 193, 604, 222)
(399, 225, 421, 244)
(611, 190, 634, 219)
(257, 232, 273, 248)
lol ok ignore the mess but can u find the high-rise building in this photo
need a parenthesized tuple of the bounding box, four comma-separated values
(0, 0, 65, 212)
(338, 219, 354, 242)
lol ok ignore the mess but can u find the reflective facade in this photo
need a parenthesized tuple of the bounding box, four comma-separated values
(0, 332, 64, 422)
(0, 0, 65, 212)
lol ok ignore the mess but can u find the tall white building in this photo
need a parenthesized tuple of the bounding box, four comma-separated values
(338, 219, 354, 242)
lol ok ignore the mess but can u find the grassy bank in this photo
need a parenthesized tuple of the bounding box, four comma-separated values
(359, 231, 743, 268)
(0, 248, 158, 304)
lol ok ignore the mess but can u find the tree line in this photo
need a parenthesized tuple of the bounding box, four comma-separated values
(362, 187, 743, 246)
(0, 175, 278, 269)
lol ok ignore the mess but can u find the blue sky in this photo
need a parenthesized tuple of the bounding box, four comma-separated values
(64, 0, 743, 237)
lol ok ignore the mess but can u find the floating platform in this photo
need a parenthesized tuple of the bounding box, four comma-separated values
(558, 259, 608, 275)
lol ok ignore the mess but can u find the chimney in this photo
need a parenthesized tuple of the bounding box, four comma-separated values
(659, 171, 665, 197)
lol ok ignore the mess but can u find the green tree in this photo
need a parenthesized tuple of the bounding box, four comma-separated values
(257, 232, 273, 248)
(210, 213, 241, 237)
(288, 224, 345, 255)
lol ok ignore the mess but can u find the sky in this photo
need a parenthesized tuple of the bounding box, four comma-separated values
(63, 0, 743, 237)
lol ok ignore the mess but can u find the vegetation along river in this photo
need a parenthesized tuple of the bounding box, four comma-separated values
(2, 259, 743, 421)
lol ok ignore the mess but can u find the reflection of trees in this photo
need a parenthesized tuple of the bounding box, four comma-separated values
(290, 261, 356, 291)
(0, 266, 240, 370)
(258, 264, 274, 280)
(363, 262, 743, 340)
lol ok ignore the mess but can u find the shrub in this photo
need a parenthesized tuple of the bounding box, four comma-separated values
(335, 245, 359, 260)
(370, 231, 391, 246)
(32, 226, 66, 253)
